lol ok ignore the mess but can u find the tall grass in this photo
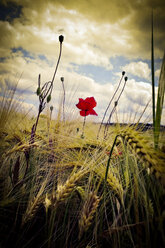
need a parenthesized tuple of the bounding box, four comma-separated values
(151, 10, 165, 148)
(155, 52, 165, 148)
(151, 10, 156, 137)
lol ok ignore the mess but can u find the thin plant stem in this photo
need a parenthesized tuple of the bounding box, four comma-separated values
(50, 111, 52, 120)
(82, 112, 87, 137)
(151, 9, 156, 144)
(97, 72, 125, 139)
(155, 52, 165, 148)
(104, 135, 119, 185)
(135, 99, 151, 128)
(30, 110, 40, 144)
(32, 39, 63, 141)
(104, 77, 127, 139)
(61, 77, 65, 122)
(51, 42, 63, 93)
(23, 37, 63, 181)
(48, 107, 53, 134)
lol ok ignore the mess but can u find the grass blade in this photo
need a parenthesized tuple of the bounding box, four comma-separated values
(155, 52, 165, 148)
(151, 10, 156, 143)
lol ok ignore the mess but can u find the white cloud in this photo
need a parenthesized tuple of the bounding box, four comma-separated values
(123, 61, 151, 81)
(1, 2, 165, 126)
(155, 69, 160, 78)
(1, 48, 164, 124)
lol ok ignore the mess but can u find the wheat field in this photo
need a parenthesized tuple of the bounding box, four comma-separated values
(0, 88, 165, 248)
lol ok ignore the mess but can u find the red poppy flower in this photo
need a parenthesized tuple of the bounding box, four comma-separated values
(76, 97, 98, 117)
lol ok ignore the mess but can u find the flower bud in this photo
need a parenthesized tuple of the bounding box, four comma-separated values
(122, 71, 125, 76)
(47, 95, 51, 103)
(36, 87, 41, 96)
(124, 76, 128, 81)
(61, 77, 64, 82)
(59, 35, 64, 43)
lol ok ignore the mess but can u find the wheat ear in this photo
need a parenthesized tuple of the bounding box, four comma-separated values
(79, 191, 100, 239)
(120, 128, 165, 185)
(54, 168, 89, 205)
(22, 195, 44, 225)
(94, 164, 123, 198)
(22, 175, 50, 224)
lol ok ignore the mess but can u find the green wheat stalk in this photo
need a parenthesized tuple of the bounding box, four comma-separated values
(151, 10, 165, 148)
(151, 10, 156, 145)
(155, 52, 165, 148)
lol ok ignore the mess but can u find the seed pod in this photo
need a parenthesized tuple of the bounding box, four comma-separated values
(122, 71, 125, 76)
(36, 87, 41, 96)
(59, 35, 64, 43)
(50, 105, 53, 111)
(47, 95, 51, 103)
(114, 101, 118, 107)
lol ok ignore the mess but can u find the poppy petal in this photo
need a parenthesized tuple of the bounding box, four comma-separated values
(76, 98, 93, 111)
(76, 97, 98, 116)
(80, 110, 90, 116)
(85, 97, 97, 108)
(88, 109, 98, 116)
(76, 98, 86, 110)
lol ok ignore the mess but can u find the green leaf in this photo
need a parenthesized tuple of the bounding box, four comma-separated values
(151, 10, 155, 137)
(155, 52, 165, 148)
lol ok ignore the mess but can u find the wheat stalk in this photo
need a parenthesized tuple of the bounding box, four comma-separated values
(78, 191, 100, 239)
(120, 128, 165, 185)
(155, 52, 165, 148)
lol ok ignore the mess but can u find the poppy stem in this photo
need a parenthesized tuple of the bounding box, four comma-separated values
(82, 112, 87, 137)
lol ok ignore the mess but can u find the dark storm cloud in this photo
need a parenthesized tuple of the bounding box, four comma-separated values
(2, 0, 164, 58)
(0, 1, 22, 22)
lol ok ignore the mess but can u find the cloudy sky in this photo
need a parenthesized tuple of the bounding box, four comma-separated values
(0, 0, 165, 124)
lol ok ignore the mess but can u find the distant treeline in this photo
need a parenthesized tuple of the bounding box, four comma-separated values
(100, 123, 165, 132)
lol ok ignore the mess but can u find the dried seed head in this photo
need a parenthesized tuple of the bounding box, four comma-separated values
(59, 35, 64, 43)
(124, 76, 128, 81)
(50, 105, 53, 111)
(122, 71, 125, 76)
(61, 77, 64, 82)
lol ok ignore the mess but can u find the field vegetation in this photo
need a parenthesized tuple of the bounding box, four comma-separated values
(0, 33, 165, 248)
